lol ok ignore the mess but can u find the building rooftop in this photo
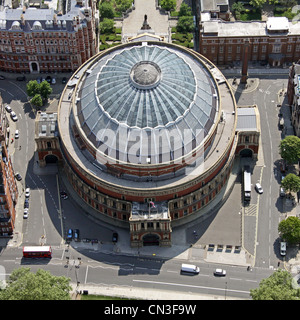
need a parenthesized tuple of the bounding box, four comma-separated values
(76, 43, 218, 165)
(35, 112, 58, 138)
(236, 106, 258, 132)
(201, 17, 300, 36)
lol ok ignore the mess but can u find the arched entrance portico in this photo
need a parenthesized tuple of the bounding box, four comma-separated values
(142, 233, 160, 246)
(45, 154, 58, 164)
(239, 148, 253, 158)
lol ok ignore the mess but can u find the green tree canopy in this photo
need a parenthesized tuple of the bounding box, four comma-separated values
(115, 0, 132, 14)
(281, 173, 300, 194)
(160, 0, 176, 12)
(26, 80, 40, 97)
(26, 80, 52, 103)
(177, 15, 194, 33)
(250, 0, 267, 8)
(250, 269, 300, 300)
(99, 1, 115, 19)
(31, 94, 43, 108)
(0, 267, 72, 300)
(100, 18, 115, 34)
(278, 216, 300, 244)
(279, 135, 300, 164)
(178, 3, 192, 16)
(39, 81, 52, 100)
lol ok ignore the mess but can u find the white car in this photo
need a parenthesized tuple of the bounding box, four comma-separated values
(51, 77, 56, 84)
(25, 188, 30, 198)
(255, 183, 263, 194)
(15, 130, 19, 139)
(23, 208, 29, 219)
(5, 105, 12, 113)
(10, 111, 18, 122)
(214, 268, 226, 276)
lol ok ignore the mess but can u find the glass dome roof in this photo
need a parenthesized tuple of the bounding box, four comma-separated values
(76, 44, 218, 165)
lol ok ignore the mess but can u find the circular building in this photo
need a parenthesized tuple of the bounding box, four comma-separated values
(58, 41, 237, 247)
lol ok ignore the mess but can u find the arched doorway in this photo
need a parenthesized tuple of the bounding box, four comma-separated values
(240, 148, 253, 158)
(29, 61, 39, 73)
(45, 154, 58, 164)
(143, 234, 160, 246)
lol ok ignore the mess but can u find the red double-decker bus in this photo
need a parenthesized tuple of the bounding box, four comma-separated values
(23, 246, 52, 258)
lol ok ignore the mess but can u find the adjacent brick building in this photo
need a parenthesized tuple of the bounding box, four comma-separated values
(0, 0, 98, 74)
(199, 17, 300, 67)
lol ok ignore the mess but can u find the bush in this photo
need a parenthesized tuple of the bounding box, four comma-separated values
(99, 18, 115, 34)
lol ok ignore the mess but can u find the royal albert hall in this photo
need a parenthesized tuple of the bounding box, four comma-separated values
(58, 41, 237, 247)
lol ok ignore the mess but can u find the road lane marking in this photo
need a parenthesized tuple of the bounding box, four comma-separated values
(132, 279, 250, 295)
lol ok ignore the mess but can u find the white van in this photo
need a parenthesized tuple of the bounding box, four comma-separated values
(181, 263, 200, 274)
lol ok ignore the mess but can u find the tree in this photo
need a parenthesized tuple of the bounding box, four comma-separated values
(250, 269, 300, 300)
(99, 1, 115, 19)
(100, 18, 115, 34)
(160, 0, 176, 12)
(249, 0, 267, 8)
(179, 3, 192, 16)
(281, 173, 300, 194)
(278, 216, 300, 244)
(279, 135, 300, 164)
(177, 16, 194, 33)
(30, 94, 43, 108)
(0, 267, 72, 300)
(232, 2, 245, 20)
(26, 80, 40, 97)
(39, 80, 52, 100)
(115, 0, 132, 14)
(26, 79, 52, 105)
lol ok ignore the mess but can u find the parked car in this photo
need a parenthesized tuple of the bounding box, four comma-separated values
(0, 75, 5, 80)
(15, 173, 22, 181)
(280, 241, 287, 256)
(16, 75, 26, 81)
(15, 130, 19, 139)
(46, 76, 52, 83)
(62, 77, 67, 84)
(67, 228, 73, 240)
(51, 77, 56, 84)
(255, 183, 263, 194)
(214, 268, 226, 276)
(23, 208, 29, 219)
(5, 105, 12, 113)
(36, 77, 42, 84)
(112, 232, 118, 243)
(25, 188, 30, 198)
(60, 191, 68, 200)
(10, 111, 18, 122)
(24, 199, 29, 209)
(74, 229, 80, 242)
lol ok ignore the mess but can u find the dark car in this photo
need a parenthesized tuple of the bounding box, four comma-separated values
(60, 191, 68, 200)
(67, 228, 73, 241)
(16, 75, 26, 81)
(15, 173, 22, 181)
(24, 199, 29, 209)
(62, 77, 67, 84)
(0, 75, 5, 80)
(74, 229, 80, 242)
(112, 232, 118, 243)
(46, 76, 52, 83)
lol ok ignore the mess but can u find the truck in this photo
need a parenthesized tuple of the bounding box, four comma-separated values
(243, 165, 251, 202)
